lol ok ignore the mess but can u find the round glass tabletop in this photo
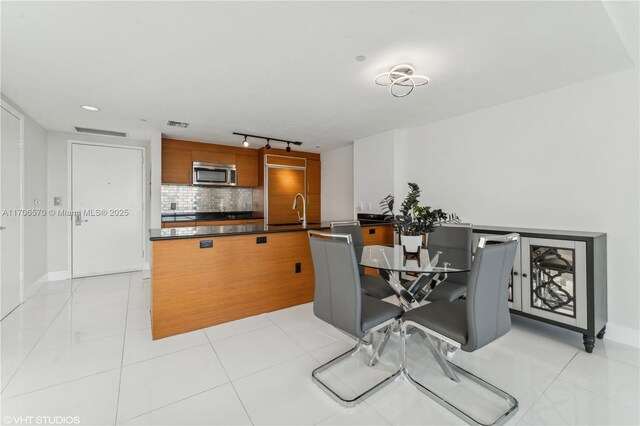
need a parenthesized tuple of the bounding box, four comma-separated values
(358, 244, 471, 274)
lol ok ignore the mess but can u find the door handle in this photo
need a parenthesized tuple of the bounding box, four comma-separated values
(74, 213, 88, 226)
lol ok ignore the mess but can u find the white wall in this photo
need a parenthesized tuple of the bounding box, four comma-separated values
(1, 96, 49, 298)
(149, 132, 162, 230)
(47, 131, 151, 277)
(321, 144, 355, 221)
(386, 68, 638, 345)
(353, 130, 397, 215)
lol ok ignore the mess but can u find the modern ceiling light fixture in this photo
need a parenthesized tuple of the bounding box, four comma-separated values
(374, 64, 429, 97)
(80, 105, 100, 111)
(233, 132, 302, 151)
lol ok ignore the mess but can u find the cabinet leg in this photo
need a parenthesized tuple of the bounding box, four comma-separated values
(597, 325, 606, 340)
(583, 334, 595, 353)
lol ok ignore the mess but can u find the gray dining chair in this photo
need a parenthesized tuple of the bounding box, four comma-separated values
(422, 224, 473, 302)
(330, 221, 396, 300)
(400, 233, 520, 425)
(308, 230, 403, 407)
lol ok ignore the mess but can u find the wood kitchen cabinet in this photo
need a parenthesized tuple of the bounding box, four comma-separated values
(306, 193, 321, 223)
(163, 221, 196, 228)
(306, 159, 321, 194)
(162, 147, 193, 184)
(235, 155, 259, 187)
(361, 224, 394, 246)
(162, 138, 259, 187)
(197, 219, 264, 227)
(192, 150, 236, 165)
(305, 160, 321, 222)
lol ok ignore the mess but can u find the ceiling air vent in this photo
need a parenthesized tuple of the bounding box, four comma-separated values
(167, 120, 189, 128)
(74, 127, 128, 138)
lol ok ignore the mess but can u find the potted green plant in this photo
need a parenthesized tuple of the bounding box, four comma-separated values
(380, 183, 448, 252)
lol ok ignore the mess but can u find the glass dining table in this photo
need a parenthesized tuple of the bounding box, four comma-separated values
(357, 244, 471, 310)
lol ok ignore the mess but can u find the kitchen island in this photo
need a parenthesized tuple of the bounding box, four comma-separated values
(149, 221, 392, 339)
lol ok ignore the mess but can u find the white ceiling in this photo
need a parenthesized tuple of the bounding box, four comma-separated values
(1, 1, 634, 151)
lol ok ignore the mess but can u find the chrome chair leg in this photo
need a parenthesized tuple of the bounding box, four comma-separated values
(400, 321, 518, 426)
(312, 340, 402, 408)
(312, 320, 403, 408)
(369, 324, 392, 367)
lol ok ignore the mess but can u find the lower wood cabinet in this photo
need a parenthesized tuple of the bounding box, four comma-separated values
(151, 231, 315, 339)
(362, 225, 394, 276)
(163, 221, 196, 228)
(473, 226, 607, 353)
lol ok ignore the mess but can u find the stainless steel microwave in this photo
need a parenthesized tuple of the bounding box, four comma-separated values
(192, 162, 237, 186)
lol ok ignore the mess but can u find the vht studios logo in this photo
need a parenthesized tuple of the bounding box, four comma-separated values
(3, 416, 80, 425)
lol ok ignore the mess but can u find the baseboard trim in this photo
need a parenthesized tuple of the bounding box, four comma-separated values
(47, 270, 71, 281)
(22, 273, 49, 300)
(143, 262, 150, 279)
(605, 323, 640, 348)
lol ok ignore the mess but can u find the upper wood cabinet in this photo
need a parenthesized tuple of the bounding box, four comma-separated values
(306, 159, 321, 194)
(162, 138, 259, 187)
(192, 150, 236, 165)
(235, 155, 259, 187)
(306, 193, 321, 223)
(162, 147, 193, 184)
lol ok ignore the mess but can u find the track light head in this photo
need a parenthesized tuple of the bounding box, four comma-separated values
(265, 139, 271, 149)
(286, 142, 291, 152)
(242, 136, 249, 147)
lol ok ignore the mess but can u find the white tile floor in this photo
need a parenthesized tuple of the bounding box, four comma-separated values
(1, 272, 638, 425)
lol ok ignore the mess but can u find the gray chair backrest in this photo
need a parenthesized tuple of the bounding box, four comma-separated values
(309, 231, 365, 339)
(331, 221, 364, 247)
(331, 221, 365, 275)
(463, 233, 519, 352)
(428, 225, 472, 285)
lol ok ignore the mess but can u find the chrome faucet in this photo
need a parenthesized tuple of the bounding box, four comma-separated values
(292, 193, 307, 227)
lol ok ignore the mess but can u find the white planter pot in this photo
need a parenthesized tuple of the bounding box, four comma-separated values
(400, 235, 422, 253)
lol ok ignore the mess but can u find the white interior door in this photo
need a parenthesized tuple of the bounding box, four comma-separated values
(72, 143, 144, 277)
(1, 106, 23, 318)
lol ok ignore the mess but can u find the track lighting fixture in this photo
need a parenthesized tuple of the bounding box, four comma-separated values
(233, 132, 302, 151)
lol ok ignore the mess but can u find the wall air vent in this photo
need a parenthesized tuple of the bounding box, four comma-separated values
(167, 120, 189, 128)
(74, 127, 128, 138)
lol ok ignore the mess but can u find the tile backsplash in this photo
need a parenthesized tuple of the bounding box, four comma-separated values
(161, 185, 253, 213)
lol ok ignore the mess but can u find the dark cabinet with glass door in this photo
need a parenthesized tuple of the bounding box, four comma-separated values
(473, 226, 606, 353)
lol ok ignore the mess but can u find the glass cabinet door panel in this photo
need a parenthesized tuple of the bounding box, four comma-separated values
(521, 238, 587, 328)
(530, 246, 576, 318)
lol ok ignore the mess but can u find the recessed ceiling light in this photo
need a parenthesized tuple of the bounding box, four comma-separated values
(139, 118, 147, 122)
(355, 55, 367, 62)
(80, 105, 100, 112)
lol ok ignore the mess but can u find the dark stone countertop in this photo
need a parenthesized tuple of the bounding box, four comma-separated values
(149, 220, 392, 241)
